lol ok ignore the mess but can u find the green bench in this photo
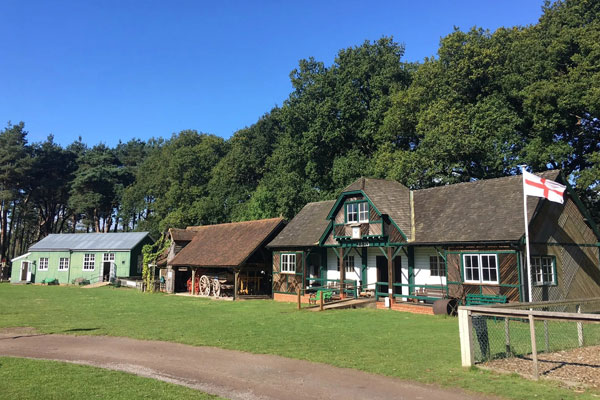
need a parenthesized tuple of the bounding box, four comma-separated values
(465, 293, 507, 306)
(309, 289, 334, 305)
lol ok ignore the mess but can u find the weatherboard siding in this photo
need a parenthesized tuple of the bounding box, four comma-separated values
(11, 250, 134, 284)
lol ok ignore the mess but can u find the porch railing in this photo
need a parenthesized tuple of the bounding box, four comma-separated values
(375, 282, 447, 303)
(306, 277, 358, 298)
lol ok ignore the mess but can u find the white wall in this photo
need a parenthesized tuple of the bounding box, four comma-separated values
(413, 247, 447, 286)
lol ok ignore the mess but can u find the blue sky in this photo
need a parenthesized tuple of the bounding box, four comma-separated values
(0, 0, 545, 147)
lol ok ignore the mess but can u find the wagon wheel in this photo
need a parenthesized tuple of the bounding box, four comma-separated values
(212, 279, 221, 297)
(199, 275, 211, 296)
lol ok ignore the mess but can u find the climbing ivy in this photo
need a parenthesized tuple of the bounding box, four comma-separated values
(141, 234, 170, 293)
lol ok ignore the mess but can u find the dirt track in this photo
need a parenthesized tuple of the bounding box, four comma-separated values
(0, 328, 495, 400)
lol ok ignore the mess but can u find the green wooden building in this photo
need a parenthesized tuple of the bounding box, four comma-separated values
(10, 232, 152, 284)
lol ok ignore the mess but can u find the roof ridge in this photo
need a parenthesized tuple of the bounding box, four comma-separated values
(414, 170, 561, 194)
(185, 217, 284, 231)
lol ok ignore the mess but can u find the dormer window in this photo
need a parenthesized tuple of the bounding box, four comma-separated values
(346, 202, 369, 223)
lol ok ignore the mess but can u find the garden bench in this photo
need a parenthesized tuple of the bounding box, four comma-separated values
(309, 289, 334, 305)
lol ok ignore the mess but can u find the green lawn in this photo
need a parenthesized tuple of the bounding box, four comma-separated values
(0, 284, 595, 400)
(0, 356, 222, 399)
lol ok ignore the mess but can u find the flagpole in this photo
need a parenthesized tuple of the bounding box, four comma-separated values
(522, 165, 534, 302)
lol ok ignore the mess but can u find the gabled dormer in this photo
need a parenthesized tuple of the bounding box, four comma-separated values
(320, 177, 413, 247)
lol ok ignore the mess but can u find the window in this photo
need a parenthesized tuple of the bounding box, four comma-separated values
(346, 203, 358, 223)
(532, 256, 555, 285)
(346, 202, 369, 224)
(463, 254, 498, 284)
(345, 256, 355, 273)
(38, 258, 48, 271)
(103, 253, 115, 262)
(83, 254, 95, 271)
(281, 253, 296, 274)
(58, 258, 69, 271)
(429, 256, 446, 277)
(358, 202, 369, 222)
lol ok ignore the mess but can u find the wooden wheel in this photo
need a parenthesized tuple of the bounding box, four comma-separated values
(199, 275, 211, 296)
(212, 279, 221, 297)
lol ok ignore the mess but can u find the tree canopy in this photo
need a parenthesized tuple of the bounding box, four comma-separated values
(2, 0, 598, 264)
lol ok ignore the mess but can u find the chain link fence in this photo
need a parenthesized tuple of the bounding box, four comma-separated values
(458, 298, 600, 381)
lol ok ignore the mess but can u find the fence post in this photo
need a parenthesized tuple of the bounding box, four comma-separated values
(504, 317, 511, 355)
(458, 308, 474, 367)
(319, 291, 324, 311)
(577, 304, 584, 347)
(297, 288, 301, 310)
(544, 320, 549, 352)
(528, 314, 539, 380)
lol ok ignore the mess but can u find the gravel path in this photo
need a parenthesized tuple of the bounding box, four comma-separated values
(0, 328, 495, 400)
(484, 345, 600, 388)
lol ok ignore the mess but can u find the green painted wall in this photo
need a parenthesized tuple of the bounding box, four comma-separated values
(11, 250, 135, 284)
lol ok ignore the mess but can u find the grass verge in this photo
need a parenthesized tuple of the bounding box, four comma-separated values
(0, 284, 596, 400)
(0, 356, 222, 399)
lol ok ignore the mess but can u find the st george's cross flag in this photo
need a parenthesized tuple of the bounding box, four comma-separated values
(522, 169, 566, 204)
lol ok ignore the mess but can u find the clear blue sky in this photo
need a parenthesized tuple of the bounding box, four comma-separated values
(0, 0, 545, 147)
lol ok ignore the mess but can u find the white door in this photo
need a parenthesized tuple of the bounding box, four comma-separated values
(22, 261, 31, 282)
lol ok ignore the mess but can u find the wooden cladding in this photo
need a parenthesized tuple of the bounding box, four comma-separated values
(272, 251, 303, 294)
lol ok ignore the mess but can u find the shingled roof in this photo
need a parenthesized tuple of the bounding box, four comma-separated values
(169, 218, 285, 267)
(267, 200, 335, 248)
(168, 228, 197, 242)
(342, 177, 411, 235)
(413, 170, 562, 243)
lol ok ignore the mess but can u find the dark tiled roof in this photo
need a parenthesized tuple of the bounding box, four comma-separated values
(344, 178, 411, 236)
(169, 218, 285, 267)
(267, 200, 335, 248)
(413, 170, 561, 243)
(168, 228, 196, 242)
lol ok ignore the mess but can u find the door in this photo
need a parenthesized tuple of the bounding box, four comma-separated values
(376, 256, 388, 295)
(103, 253, 115, 282)
(393, 256, 402, 295)
(21, 261, 29, 281)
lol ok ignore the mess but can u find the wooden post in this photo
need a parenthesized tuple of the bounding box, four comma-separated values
(544, 320, 549, 352)
(577, 304, 584, 347)
(320, 291, 324, 311)
(458, 308, 474, 367)
(233, 270, 239, 301)
(339, 247, 345, 299)
(297, 288, 301, 310)
(387, 246, 394, 308)
(504, 317, 511, 355)
(190, 268, 196, 295)
(528, 314, 539, 380)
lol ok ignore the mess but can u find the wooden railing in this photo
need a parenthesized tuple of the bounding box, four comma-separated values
(375, 282, 447, 302)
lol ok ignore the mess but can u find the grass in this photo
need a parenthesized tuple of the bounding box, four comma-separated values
(0, 356, 222, 399)
(0, 284, 597, 400)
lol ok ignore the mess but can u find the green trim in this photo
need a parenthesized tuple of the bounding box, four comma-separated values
(377, 246, 388, 259)
(388, 218, 408, 241)
(331, 247, 340, 259)
(446, 250, 517, 255)
(530, 242, 599, 248)
(361, 247, 368, 286)
(326, 190, 372, 220)
(517, 250, 523, 302)
(318, 221, 333, 246)
(407, 246, 414, 295)
(391, 246, 403, 260)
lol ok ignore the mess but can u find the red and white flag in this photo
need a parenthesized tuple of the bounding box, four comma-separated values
(523, 169, 566, 204)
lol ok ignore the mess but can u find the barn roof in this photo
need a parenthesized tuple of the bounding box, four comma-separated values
(168, 228, 197, 242)
(267, 200, 335, 248)
(412, 170, 562, 243)
(29, 232, 150, 251)
(169, 218, 285, 267)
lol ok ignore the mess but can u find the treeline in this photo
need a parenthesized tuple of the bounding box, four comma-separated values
(1, 0, 598, 263)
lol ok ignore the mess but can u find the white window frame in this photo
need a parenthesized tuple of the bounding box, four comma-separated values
(103, 253, 115, 262)
(346, 203, 358, 223)
(358, 202, 369, 223)
(532, 256, 555, 285)
(429, 256, 446, 277)
(281, 253, 296, 274)
(58, 257, 69, 271)
(83, 253, 95, 271)
(345, 255, 355, 273)
(38, 257, 49, 271)
(463, 254, 498, 284)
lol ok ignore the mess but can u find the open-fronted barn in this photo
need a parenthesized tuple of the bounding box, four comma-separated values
(165, 218, 285, 299)
(10, 232, 152, 285)
(268, 171, 600, 311)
